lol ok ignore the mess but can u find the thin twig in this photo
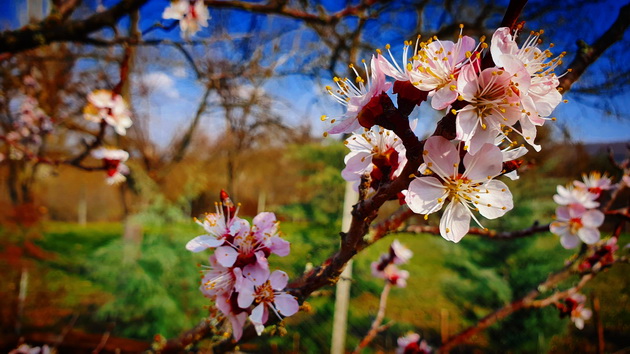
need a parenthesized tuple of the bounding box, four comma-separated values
(353, 283, 392, 354)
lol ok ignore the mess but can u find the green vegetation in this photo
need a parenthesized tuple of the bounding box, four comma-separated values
(2, 141, 629, 352)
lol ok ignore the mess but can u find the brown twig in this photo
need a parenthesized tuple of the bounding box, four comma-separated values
(406, 222, 550, 240)
(0, 0, 150, 54)
(439, 223, 627, 351)
(204, 0, 383, 26)
(558, 2, 630, 93)
(353, 283, 392, 354)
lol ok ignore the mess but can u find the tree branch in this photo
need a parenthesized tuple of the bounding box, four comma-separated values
(0, 0, 149, 54)
(558, 2, 630, 92)
(439, 222, 627, 351)
(353, 283, 392, 353)
(204, 0, 383, 26)
(406, 222, 550, 240)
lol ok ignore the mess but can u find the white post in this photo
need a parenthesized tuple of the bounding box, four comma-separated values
(331, 182, 358, 354)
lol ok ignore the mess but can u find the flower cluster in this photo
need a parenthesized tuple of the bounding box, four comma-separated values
(162, 0, 210, 38)
(371, 240, 412, 287)
(186, 191, 298, 340)
(83, 89, 132, 136)
(325, 26, 562, 148)
(396, 333, 432, 354)
(550, 172, 611, 249)
(91, 147, 130, 185)
(405, 136, 513, 242)
(342, 123, 412, 190)
(9, 344, 50, 354)
(325, 26, 565, 242)
(579, 237, 618, 272)
(5, 96, 53, 159)
(556, 293, 592, 330)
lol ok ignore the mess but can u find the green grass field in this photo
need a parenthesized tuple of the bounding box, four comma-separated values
(2, 216, 626, 352)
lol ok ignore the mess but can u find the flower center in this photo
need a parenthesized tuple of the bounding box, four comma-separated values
(255, 281, 275, 304)
(445, 175, 473, 202)
(569, 217, 583, 234)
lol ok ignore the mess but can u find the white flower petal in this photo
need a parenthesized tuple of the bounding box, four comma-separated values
(185, 235, 224, 252)
(405, 177, 447, 215)
(424, 136, 460, 178)
(274, 293, 299, 317)
(560, 234, 580, 249)
(463, 143, 503, 181)
(269, 270, 289, 290)
(439, 202, 471, 243)
(215, 246, 238, 267)
(577, 227, 600, 244)
(475, 180, 513, 219)
(581, 210, 605, 228)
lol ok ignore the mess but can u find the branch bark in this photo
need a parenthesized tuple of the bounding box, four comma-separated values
(204, 0, 383, 26)
(558, 2, 630, 92)
(0, 0, 149, 54)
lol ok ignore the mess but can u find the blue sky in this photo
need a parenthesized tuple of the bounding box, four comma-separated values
(1, 0, 629, 145)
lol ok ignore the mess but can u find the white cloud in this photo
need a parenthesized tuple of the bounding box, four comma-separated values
(172, 66, 187, 78)
(138, 72, 180, 99)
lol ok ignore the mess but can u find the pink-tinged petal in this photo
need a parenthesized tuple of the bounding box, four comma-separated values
(502, 146, 528, 161)
(405, 177, 447, 215)
(574, 317, 585, 330)
(431, 84, 458, 110)
(550, 221, 569, 238)
(577, 227, 600, 245)
(567, 204, 587, 219)
(560, 234, 580, 249)
(261, 303, 270, 323)
(581, 210, 605, 228)
(327, 115, 363, 134)
(237, 278, 256, 309)
(341, 152, 372, 181)
(394, 269, 409, 288)
(499, 54, 531, 92)
(250, 303, 266, 333)
(530, 77, 562, 117)
(463, 143, 503, 181)
(391, 239, 413, 264)
(270, 236, 291, 257)
(457, 64, 479, 99)
(376, 54, 407, 82)
(467, 124, 499, 155)
(478, 67, 511, 89)
(519, 116, 541, 152)
(186, 235, 224, 252)
(555, 206, 571, 221)
(454, 36, 477, 62)
(230, 218, 250, 237)
(269, 270, 289, 290)
(231, 312, 248, 340)
(475, 180, 513, 219)
(88, 91, 113, 107)
(233, 267, 244, 287)
(253, 212, 276, 231)
(504, 170, 519, 180)
(343, 149, 371, 167)
(455, 109, 477, 142)
(424, 136, 460, 179)
(215, 246, 238, 267)
(490, 27, 517, 67)
(520, 95, 539, 121)
(274, 293, 300, 317)
(243, 259, 270, 286)
(215, 293, 231, 315)
(440, 202, 471, 243)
